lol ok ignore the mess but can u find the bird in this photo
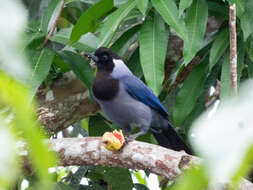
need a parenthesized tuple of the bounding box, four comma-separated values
(85, 47, 192, 154)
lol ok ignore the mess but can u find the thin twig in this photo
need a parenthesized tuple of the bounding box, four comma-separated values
(229, 4, 237, 95)
(42, 0, 65, 47)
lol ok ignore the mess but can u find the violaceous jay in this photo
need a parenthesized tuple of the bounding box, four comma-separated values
(85, 47, 192, 154)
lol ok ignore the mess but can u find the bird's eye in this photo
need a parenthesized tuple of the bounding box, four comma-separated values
(101, 54, 109, 61)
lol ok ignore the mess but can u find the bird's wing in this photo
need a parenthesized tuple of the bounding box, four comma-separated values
(119, 75, 168, 118)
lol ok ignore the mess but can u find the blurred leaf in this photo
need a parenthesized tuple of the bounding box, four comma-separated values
(209, 28, 229, 70)
(220, 50, 230, 100)
(171, 166, 208, 190)
(183, 0, 208, 65)
(207, 1, 229, 19)
(98, 0, 136, 47)
(104, 167, 133, 190)
(24, 31, 45, 49)
(0, 73, 57, 182)
(70, 0, 113, 44)
(27, 0, 43, 20)
(132, 171, 147, 185)
(28, 47, 55, 96)
(173, 57, 208, 126)
(127, 47, 143, 78)
(59, 50, 94, 90)
(179, 0, 193, 17)
(88, 115, 112, 136)
(151, 0, 187, 40)
(139, 12, 169, 95)
(70, 167, 88, 186)
(53, 54, 71, 72)
(136, 0, 149, 15)
(111, 25, 140, 57)
(241, 0, 253, 41)
(51, 28, 98, 52)
(41, 0, 60, 33)
(134, 183, 150, 190)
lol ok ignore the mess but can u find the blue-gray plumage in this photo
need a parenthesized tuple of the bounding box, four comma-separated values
(85, 47, 191, 154)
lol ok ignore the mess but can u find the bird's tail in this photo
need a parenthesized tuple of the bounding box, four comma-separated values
(152, 122, 192, 154)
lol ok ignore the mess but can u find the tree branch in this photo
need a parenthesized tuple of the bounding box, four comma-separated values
(37, 72, 99, 134)
(42, 0, 65, 47)
(46, 137, 253, 190)
(229, 3, 237, 95)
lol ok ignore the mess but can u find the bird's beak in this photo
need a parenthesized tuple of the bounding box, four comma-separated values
(84, 52, 99, 62)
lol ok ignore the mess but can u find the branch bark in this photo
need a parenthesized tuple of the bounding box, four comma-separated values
(229, 4, 237, 95)
(45, 137, 253, 190)
(42, 0, 66, 47)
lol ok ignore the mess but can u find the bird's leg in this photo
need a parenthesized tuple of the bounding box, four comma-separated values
(126, 125, 149, 142)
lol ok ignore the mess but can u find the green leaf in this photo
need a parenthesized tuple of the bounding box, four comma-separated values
(70, 0, 114, 44)
(237, 34, 245, 83)
(134, 184, 150, 190)
(58, 50, 94, 90)
(151, 0, 187, 40)
(209, 28, 229, 69)
(88, 115, 112, 136)
(136, 0, 149, 15)
(179, 0, 193, 17)
(98, 0, 137, 47)
(220, 50, 231, 100)
(28, 48, 55, 96)
(127, 47, 143, 78)
(41, 0, 60, 33)
(173, 57, 208, 126)
(139, 12, 169, 96)
(111, 25, 140, 57)
(240, 0, 253, 41)
(183, 0, 208, 65)
(51, 28, 98, 52)
(104, 167, 134, 190)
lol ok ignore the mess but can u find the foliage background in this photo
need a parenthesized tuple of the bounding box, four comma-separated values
(1, 0, 253, 189)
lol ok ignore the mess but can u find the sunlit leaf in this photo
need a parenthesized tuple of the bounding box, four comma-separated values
(136, 0, 149, 15)
(139, 12, 169, 95)
(183, 0, 208, 65)
(179, 0, 193, 17)
(70, 0, 113, 44)
(41, 0, 60, 33)
(98, 0, 136, 47)
(151, 0, 187, 40)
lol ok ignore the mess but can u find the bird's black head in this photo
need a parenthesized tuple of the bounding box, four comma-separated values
(85, 47, 121, 72)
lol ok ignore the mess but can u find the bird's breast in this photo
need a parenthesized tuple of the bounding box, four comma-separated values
(92, 73, 119, 101)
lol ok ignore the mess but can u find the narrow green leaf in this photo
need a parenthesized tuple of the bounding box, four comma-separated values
(179, 0, 193, 16)
(183, 0, 208, 65)
(127, 47, 143, 78)
(88, 115, 112, 136)
(139, 12, 169, 95)
(70, 0, 114, 44)
(136, 0, 149, 15)
(237, 34, 245, 83)
(58, 50, 94, 90)
(28, 48, 55, 96)
(98, 0, 136, 47)
(209, 28, 229, 69)
(111, 25, 140, 57)
(104, 167, 134, 190)
(41, 0, 60, 33)
(240, 0, 253, 41)
(220, 50, 231, 100)
(134, 184, 150, 190)
(51, 28, 98, 52)
(151, 0, 187, 40)
(173, 57, 208, 126)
